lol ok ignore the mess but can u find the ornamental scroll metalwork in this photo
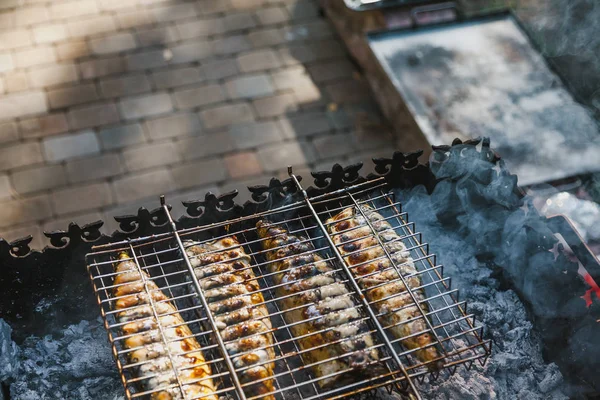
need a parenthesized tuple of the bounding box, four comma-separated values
(307, 162, 365, 196)
(369, 149, 433, 192)
(113, 206, 171, 236)
(45, 220, 105, 249)
(246, 177, 301, 214)
(0, 236, 36, 258)
(180, 191, 243, 228)
(0, 139, 504, 259)
(430, 137, 501, 178)
(430, 136, 518, 198)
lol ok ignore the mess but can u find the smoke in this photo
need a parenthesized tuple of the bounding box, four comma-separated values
(394, 185, 567, 399)
(394, 142, 599, 397)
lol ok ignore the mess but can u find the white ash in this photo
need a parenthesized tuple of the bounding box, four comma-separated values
(0, 320, 19, 390)
(392, 184, 569, 399)
(0, 318, 123, 400)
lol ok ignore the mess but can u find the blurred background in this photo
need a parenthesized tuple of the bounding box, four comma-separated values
(0, 0, 598, 250)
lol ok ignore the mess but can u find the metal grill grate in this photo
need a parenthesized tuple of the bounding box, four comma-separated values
(87, 174, 491, 400)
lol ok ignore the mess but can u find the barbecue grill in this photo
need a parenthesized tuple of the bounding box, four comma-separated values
(1, 139, 599, 399)
(86, 167, 491, 400)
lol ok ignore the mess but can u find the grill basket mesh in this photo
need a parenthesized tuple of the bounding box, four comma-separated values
(87, 177, 491, 400)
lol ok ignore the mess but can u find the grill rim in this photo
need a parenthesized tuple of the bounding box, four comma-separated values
(1, 137, 501, 261)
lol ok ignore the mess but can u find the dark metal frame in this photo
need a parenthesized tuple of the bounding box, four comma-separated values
(0, 143, 460, 262)
(342, 0, 447, 13)
(2, 135, 597, 297)
(0, 138, 486, 338)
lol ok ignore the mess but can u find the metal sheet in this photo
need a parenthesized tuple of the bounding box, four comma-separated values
(343, 0, 435, 12)
(368, 15, 600, 186)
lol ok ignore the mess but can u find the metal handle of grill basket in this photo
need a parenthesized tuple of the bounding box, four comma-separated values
(287, 166, 423, 400)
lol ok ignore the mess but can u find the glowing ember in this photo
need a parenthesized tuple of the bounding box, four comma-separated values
(581, 271, 600, 308)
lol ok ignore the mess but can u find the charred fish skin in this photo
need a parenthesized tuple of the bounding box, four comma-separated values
(185, 236, 276, 400)
(256, 220, 381, 389)
(112, 252, 218, 400)
(326, 205, 440, 366)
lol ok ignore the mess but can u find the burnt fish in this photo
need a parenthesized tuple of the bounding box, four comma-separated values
(256, 220, 381, 389)
(326, 204, 440, 367)
(185, 236, 276, 400)
(112, 251, 217, 400)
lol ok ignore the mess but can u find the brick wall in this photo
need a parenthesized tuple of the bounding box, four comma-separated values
(0, 0, 396, 248)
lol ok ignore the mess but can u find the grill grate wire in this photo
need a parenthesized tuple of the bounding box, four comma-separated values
(87, 176, 491, 400)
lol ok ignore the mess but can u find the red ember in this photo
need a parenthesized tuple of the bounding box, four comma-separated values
(581, 270, 600, 308)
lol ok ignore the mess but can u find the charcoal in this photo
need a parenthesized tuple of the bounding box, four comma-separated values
(538, 366, 564, 394)
(391, 137, 600, 397)
(394, 185, 571, 399)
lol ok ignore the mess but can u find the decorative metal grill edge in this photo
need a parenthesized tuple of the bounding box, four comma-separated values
(0, 137, 507, 263)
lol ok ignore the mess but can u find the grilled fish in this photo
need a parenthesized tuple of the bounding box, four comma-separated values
(256, 220, 380, 388)
(112, 251, 217, 400)
(185, 237, 276, 400)
(326, 205, 440, 366)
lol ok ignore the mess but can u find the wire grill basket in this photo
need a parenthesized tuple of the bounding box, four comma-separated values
(87, 174, 491, 400)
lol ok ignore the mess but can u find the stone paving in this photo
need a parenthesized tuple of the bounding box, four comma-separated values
(0, 0, 397, 249)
